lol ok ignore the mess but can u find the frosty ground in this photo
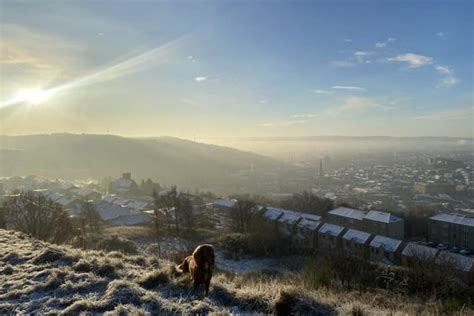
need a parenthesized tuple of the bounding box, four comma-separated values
(0, 229, 469, 315)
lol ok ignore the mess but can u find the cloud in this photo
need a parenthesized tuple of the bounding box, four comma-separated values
(375, 37, 396, 48)
(344, 39, 352, 43)
(313, 89, 334, 95)
(290, 114, 318, 118)
(436, 32, 445, 38)
(260, 120, 306, 127)
(435, 65, 459, 87)
(353, 51, 370, 63)
(331, 60, 354, 68)
(413, 107, 473, 120)
(332, 85, 366, 91)
(327, 97, 385, 115)
(387, 53, 433, 68)
(194, 76, 207, 82)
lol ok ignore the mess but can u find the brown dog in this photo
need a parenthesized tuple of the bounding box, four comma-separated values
(176, 244, 215, 295)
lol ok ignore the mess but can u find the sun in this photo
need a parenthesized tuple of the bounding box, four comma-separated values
(11, 88, 56, 105)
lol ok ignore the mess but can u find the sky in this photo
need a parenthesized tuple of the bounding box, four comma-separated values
(0, 0, 473, 138)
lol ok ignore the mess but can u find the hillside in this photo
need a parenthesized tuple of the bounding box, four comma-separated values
(0, 229, 467, 315)
(0, 134, 288, 188)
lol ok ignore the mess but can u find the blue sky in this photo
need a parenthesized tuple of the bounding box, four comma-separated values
(0, 0, 472, 137)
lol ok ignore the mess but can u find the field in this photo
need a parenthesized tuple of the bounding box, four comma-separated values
(0, 229, 471, 315)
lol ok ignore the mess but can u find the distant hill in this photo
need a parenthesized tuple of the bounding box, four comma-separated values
(0, 134, 288, 188)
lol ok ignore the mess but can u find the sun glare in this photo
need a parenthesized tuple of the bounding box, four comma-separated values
(10, 88, 56, 105)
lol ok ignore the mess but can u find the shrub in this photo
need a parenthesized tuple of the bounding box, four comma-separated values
(96, 236, 138, 255)
(137, 270, 169, 289)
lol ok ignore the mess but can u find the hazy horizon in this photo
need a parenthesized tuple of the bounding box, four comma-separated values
(1, 1, 473, 138)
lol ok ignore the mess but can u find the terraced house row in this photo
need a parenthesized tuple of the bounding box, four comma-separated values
(258, 206, 474, 278)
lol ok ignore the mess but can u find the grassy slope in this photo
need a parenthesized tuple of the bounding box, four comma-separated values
(0, 229, 465, 315)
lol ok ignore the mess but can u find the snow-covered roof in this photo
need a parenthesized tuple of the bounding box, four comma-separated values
(109, 211, 151, 226)
(102, 194, 118, 204)
(319, 223, 345, 237)
(70, 187, 100, 198)
(56, 196, 79, 207)
(297, 218, 321, 231)
(342, 229, 371, 244)
(328, 207, 365, 220)
(401, 242, 439, 260)
(278, 210, 302, 225)
(93, 202, 133, 220)
(301, 213, 322, 222)
(369, 235, 402, 253)
(264, 207, 284, 221)
(435, 252, 474, 273)
(364, 210, 403, 223)
(429, 212, 474, 227)
(125, 199, 150, 210)
(112, 197, 130, 206)
(213, 198, 238, 208)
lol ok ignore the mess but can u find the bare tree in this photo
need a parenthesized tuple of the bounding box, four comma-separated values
(78, 201, 102, 234)
(2, 191, 76, 243)
(230, 197, 256, 233)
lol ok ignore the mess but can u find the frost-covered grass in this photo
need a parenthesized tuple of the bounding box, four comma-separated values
(0, 229, 471, 315)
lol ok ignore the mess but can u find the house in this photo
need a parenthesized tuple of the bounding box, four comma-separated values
(318, 223, 345, 250)
(342, 229, 372, 259)
(363, 210, 405, 239)
(213, 198, 238, 209)
(435, 251, 474, 279)
(428, 212, 474, 252)
(401, 242, 439, 266)
(263, 207, 284, 223)
(327, 207, 365, 230)
(125, 199, 151, 210)
(108, 173, 140, 197)
(109, 211, 151, 226)
(369, 235, 403, 264)
(69, 187, 102, 201)
(56, 196, 82, 214)
(92, 202, 133, 221)
(295, 217, 321, 251)
(277, 210, 302, 236)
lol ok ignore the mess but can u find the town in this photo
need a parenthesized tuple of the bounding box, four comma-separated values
(1, 150, 473, 279)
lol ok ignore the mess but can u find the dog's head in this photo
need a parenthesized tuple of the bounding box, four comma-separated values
(192, 244, 215, 271)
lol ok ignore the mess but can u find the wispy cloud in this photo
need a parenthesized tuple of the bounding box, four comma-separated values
(375, 37, 396, 48)
(353, 51, 371, 63)
(387, 53, 433, 68)
(326, 97, 392, 115)
(435, 65, 459, 87)
(194, 76, 207, 83)
(260, 120, 307, 127)
(313, 89, 334, 95)
(332, 85, 366, 91)
(187, 55, 196, 63)
(436, 32, 445, 38)
(290, 114, 318, 118)
(414, 107, 473, 120)
(331, 60, 355, 68)
(344, 39, 352, 43)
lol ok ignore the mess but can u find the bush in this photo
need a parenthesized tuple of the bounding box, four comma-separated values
(97, 236, 138, 255)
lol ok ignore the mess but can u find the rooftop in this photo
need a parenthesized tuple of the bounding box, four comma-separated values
(328, 207, 365, 220)
(342, 229, 371, 244)
(369, 235, 402, 253)
(364, 210, 403, 223)
(429, 212, 474, 227)
(319, 223, 345, 237)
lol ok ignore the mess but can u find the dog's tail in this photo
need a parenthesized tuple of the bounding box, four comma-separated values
(175, 256, 191, 273)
